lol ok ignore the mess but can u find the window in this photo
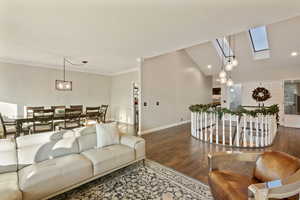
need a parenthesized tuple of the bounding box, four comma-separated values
(216, 38, 233, 58)
(249, 26, 269, 52)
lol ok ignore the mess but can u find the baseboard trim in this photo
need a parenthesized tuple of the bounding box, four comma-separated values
(140, 120, 190, 135)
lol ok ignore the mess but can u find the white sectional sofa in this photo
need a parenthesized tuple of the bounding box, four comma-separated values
(0, 125, 145, 200)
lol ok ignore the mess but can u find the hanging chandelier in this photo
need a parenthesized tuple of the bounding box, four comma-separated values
(55, 58, 88, 91)
(218, 35, 238, 86)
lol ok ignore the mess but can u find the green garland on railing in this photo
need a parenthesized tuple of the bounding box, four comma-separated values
(189, 103, 279, 118)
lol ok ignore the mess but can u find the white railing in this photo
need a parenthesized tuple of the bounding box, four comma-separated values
(191, 111, 278, 148)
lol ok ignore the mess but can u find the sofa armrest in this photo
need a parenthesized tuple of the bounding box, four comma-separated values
(120, 135, 145, 160)
(248, 169, 300, 200)
(208, 151, 263, 172)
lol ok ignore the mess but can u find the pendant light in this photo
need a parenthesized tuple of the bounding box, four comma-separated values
(55, 58, 88, 91)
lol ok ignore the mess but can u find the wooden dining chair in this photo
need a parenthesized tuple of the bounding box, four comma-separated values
(26, 106, 44, 118)
(0, 113, 16, 138)
(51, 106, 66, 114)
(30, 109, 54, 134)
(51, 106, 66, 128)
(85, 106, 100, 125)
(70, 105, 83, 112)
(99, 105, 109, 123)
(59, 108, 82, 130)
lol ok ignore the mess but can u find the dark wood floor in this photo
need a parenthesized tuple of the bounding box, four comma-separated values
(142, 123, 300, 184)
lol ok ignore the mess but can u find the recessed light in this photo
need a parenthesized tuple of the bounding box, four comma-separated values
(291, 52, 298, 57)
(207, 65, 212, 69)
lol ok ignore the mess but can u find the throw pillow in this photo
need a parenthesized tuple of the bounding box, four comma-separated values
(96, 122, 119, 148)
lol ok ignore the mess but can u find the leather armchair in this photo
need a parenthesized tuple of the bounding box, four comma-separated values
(208, 151, 300, 200)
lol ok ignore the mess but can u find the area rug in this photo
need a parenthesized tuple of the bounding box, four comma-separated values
(52, 160, 212, 200)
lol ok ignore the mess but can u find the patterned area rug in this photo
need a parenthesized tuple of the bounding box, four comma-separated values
(52, 160, 212, 200)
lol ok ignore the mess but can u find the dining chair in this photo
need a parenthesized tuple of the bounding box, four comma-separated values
(70, 105, 83, 112)
(51, 106, 66, 114)
(99, 105, 109, 123)
(0, 113, 17, 138)
(85, 106, 100, 126)
(59, 108, 82, 130)
(51, 106, 66, 128)
(30, 109, 54, 134)
(26, 106, 44, 118)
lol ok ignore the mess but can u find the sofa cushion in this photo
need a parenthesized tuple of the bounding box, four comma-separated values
(81, 144, 135, 176)
(208, 170, 258, 200)
(254, 151, 300, 182)
(0, 139, 17, 174)
(74, 126, 97, 152)
(17, 130, 79, 169)
(19, 154, 93, 200)
(120, 135, 145, 160)
(0, 172, 22, 200)
(96, 122, 119, 148)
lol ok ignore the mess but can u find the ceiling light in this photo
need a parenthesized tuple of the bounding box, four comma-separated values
(232, 58, 238, 66)
(216, 78, 220, 82)
(291, 52, 298, 57)
(219, 70, 227, 78)
(226, 78, 234, 87)
(220, 77, 227, 84)
(56, 58, 87, 91)
(225, 63, 233, 71)
(207, 65, 212, 69)
(230, 88, 235, 92)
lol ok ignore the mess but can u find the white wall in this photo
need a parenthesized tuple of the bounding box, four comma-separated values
(110, 71, 139, 124)
(0, 62, 111, 117)
(140, 50, 212, 133)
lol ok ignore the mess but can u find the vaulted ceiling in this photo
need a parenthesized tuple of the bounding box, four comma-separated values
(1, 0, 300, 75)
(185, 16, 300, 83)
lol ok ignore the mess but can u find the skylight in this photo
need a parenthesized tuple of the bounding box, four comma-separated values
(216, 38, 233, 58)
(249, 26, 269, 52)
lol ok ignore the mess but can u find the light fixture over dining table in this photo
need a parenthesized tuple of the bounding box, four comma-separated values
(55, 58, 88, 91)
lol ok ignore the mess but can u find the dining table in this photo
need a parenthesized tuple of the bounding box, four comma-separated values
(8, 112, 88, 137)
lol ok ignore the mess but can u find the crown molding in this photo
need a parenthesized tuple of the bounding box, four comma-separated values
(111, 67, 139, 76)
(0, 57, 115, 76)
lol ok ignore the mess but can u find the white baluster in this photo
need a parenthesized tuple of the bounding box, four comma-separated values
(216, 113, 219, 144)
(191, 112, 195, 137)
(264, 115, 268, 145)
(229, 114, 232, 146)
(260, 115, 264, 147)
(256, 117, 259, 147)
(250, 116, 253, 147)
(205, 112, 208, 141)
(236, 115, 240, 147)
(210, 113, 213, 143)
(243, 114, 247, 147)
(200, 112, 203, 140)
(222, 113, 225, 145)
(268, 115, 272, 145)
(195, 112, 199, 139)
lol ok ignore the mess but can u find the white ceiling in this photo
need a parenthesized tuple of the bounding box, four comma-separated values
(185, 16, 300, 83)
(1, 0, 300, 75)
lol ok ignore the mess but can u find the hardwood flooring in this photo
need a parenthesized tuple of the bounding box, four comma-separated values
(141, 123, 300, 184)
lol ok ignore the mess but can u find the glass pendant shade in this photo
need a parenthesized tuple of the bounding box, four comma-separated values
(225, 63, 233, 71)
(232, 58, 238, 66)
(220, 77, 227, 84)
(219, 70, 227, 78)
(226, 78, 234, 87)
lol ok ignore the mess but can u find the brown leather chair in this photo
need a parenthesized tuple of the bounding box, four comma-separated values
(208, 151, 300, 200)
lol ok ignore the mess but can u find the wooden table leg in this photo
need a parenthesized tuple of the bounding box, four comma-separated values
(15, 121, 22, 137)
